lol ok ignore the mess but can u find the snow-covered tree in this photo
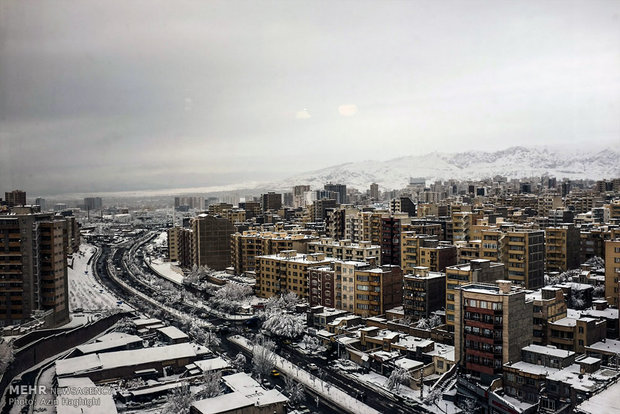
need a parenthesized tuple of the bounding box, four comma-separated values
(416, 318, 430, 330)
(284, 376, 306, 405)
(196, 370, 222, 399)
(263, 312, 305, 339)
(569, 284, 586, 309)
(593, 285, 605, 298)
(162, 382, 193, 414)
(301, 335, 321, 353)
(0, 340, 14, 377)
(264, 291, 299, 314)
(584, 256, 604, 269)
(460, 397, 478, 414)
(209, 283, 252, 313)
(204, 330, 221, 349)
(386, 367, 410, 392)
(114, 317, 137, 334)
(232, 352, 247, 371)
(428, 314, 442, 328)
(252, 335, 276, 381)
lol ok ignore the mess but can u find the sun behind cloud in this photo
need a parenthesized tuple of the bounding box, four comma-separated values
(296, 109, 311, 119)
(338, 104, 358, 117)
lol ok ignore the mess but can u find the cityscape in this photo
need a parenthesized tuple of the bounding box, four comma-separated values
(1, 2, 619, 414)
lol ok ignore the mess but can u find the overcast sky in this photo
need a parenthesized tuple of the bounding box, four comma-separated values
(1, 0, 618, 196)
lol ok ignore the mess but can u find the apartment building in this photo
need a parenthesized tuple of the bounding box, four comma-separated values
(256, 250, 333, 299)
(456, 240, 482, 263)
(503, 345, 576, 405)
(504, 229, 545, 289)
(445, 260, 505, 331)
(403, 267, 446, 320)
(230, 231, 317, 275)
(191, 214, 235, 271)
(526, 287, 567, 346)
(261, 192, 282, 212)
(381, 214, 410, 265)
(4, 190, 26, 207)
(308, 238, 380, 263)
(548, 316, 606, 353)
(0, 212, 69, 327)
(454, 281, 533, 384)
(353, 265, 402, 317)
(605, 239, 620, 307)
(545, 224, 580, 273)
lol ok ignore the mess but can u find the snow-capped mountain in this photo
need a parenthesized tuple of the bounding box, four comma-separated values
(268, 146, 620, 191)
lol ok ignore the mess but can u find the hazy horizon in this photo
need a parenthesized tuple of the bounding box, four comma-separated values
(2, 1, 619, 195)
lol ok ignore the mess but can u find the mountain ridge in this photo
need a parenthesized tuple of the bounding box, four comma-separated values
(268, 146, 620, 191)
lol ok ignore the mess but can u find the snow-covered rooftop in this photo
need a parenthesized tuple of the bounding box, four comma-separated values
(586, 338, 620, 354)
(576, 381, 620, 414)
(76, 334, 143, 355)
(523, 344, 575, 358)
(194, 357, 230, 373)
(157, 326, 190, 341)
(56, 343, 209, 376)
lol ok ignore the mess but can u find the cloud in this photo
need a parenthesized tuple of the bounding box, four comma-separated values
(338, 104, 358, 117)
(295, 109, 311, 119)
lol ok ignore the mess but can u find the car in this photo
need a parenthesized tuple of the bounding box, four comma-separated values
(270, 369, 280, 377)
(307, 363, 319, 371)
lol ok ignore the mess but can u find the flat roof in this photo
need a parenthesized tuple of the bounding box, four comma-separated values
(157, 326, 190, 340)
(523, 344, 575, 358)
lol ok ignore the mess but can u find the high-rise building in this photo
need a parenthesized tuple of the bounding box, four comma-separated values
(454, 281, 533, 384)
(352, 265, 402, 317)
(5, 190, 26, 207)
(174, 196, 205, 210)
(191, 214, 235, 270)
(293, 185, 311, 208)
(403, 267, 446, 320)
(445, 259, 505, 331)
(504, 229, 545, 289)
(545, 224, 580, 273)
(0, 212, 69, 327)
(83, 197, 103, 210)
(261, 192, 282, 212)
(324, 183, 347, 204)
(369, 183, 379, 201)
(605, 239, 620, 307)
(35, 198, 47, 211)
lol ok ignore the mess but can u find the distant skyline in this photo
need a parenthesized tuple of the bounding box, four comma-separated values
(1, 0, 619, 195)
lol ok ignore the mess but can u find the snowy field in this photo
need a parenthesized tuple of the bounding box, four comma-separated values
(68, 244, 132, 312)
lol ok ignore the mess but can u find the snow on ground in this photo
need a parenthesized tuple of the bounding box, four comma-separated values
(31, 365, 56, 413)
(149, 258, 185, 285)
(350, 371, 424, 401)
(229, 335, 381, 414)
(68, 244, 132, 312)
